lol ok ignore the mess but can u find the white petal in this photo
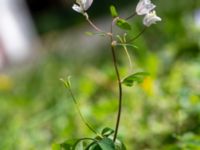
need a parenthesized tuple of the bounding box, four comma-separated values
(143, 11, 161, 27)
(83, 0, 93, 11)
(72, 4, 83, 13)
(136, 0, 156, 15)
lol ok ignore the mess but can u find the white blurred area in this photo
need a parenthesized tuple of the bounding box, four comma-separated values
(0, 0, 39, 70)
(194, 9, 200, 28)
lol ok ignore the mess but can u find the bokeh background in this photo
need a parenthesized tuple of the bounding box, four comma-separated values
(0, 0, 200, 149)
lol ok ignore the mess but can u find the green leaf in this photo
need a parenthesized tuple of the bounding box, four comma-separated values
(60, 76, 71, 89)
(114, 139, 127, 150)
(85, 32, 107, 37)
(74, 141, 84, 150)
(101, 127, 114, 137)
(116, 18, 131, 30)
(61, 143, 73, 150)
(85, 141, 98, 150)
(85, 143, 102, 150)
(59, 139, 78, 150)
(73, 138, 97, 150)
(85, 32, 94, 36)
(178, 133, 200, 148)
(110, 5, 118, 18)
(98, 137, 115, 150)
(52, 140, 75, 150)
(52, 143, 61, 150)
(121, 72, 149, 87)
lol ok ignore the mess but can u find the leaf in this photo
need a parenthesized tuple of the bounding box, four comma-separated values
(85, 32, 94, 36)
(121, 72, 149, 87)
(60, 76, 71, 89)
(178, 133, 200, 148)
(52, 140, 76, 150)
(90, 144, 102, 150)
(61, 143, 73, 150)
(114, 139, 127, 150)
(101, 127, 114, 137)
(74, 141, 84, 150)
(85, 32, 107, 37)
(116, 18, 131, 30)
(85, 141, 98, 150)
(60, 139, 79, 150)
(72, 138, 97, 150)
(97, 137, 115, 150)
(110, 5, 118, 18)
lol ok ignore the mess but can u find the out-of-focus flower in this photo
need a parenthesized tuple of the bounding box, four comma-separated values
(143, 11, 161, 27)
(136, 0, 156, 15)
(141, 76, 154, 96)
(194, 9, 200, 28)
(72, 0, 93, 14)
(0, 0, 39, 68)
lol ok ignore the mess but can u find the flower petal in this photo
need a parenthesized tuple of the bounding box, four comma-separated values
(83, 0, 93, 11)
(143, 11, 161, 27)
(136, 0, 156, 15)
(72, 4, 83, 13)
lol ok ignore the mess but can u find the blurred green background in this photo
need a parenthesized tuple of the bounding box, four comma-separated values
(0, 0, 200, 149)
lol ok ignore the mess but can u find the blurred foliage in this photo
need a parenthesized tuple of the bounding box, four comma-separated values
(0, 0, 200, 149)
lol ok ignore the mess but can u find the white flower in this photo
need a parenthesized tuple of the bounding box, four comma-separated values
(143, 10, 161, 27)
(136, 0, 156, 15)
(72, 0, 93, 14)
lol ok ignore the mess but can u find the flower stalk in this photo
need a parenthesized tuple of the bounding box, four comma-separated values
(70, 0, 162, 145)
(110, 43, 123, 142)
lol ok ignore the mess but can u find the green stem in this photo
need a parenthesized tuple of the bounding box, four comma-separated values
(110, 19, 123, 142)
(111, 44, 123, 142)
(117, 34, 133, 72)
(123, 44, 133, 71)
(67, 87, 98, 135)
(125, 12, 137, 20)
(127, 27, 147, 43)
(84, 13, 103, 33)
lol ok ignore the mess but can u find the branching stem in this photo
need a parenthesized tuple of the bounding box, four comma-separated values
(110, 18, 123, 142)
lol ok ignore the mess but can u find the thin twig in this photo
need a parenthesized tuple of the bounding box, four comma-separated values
(125, 12, 137, 20)
(117, 34, 133, 72)
(84, 13, 103, 33)
(68, 87, 98, 135)
(127, 27, 147, 43)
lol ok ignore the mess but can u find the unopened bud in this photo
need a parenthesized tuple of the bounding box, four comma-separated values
(111, 41, 117, 47)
